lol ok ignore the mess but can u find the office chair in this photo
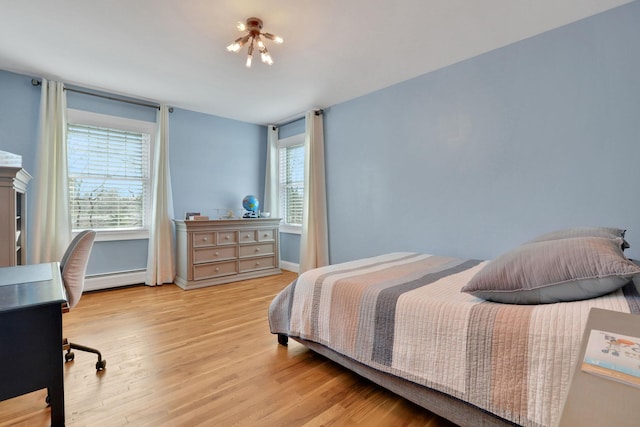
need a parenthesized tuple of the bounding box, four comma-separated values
(60, 230, 106, 371)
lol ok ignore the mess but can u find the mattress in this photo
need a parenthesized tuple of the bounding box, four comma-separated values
(269, 252, 640, 426)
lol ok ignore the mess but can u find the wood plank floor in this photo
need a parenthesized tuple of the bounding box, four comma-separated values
(0, 270, 458, 427)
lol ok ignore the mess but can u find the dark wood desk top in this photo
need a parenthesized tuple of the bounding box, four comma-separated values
(0, 263, 66, 313)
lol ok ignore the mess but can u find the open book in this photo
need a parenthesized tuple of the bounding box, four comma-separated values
(582, 329, 640, 389)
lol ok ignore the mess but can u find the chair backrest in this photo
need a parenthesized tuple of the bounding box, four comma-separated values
(60, 230, 96, 309)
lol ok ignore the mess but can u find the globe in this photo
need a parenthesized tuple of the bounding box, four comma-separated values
(242, 195, 259, 212)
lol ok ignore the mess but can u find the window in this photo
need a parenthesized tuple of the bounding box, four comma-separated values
(278, 134, 305, 233)
(66, 109, 155, 240)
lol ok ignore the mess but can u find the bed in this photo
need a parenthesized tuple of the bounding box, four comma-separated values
(269, 228, 640, 427)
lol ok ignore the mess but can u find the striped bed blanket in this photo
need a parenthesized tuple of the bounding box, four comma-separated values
(269, 253, 640, 427)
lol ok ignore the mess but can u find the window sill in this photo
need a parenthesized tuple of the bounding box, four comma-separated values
(280, 224, 302, 235)
(73, 229, 150, 242)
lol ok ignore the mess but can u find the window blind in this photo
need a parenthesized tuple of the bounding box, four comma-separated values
(67, 123, 150, 230)
(278, 144, 304, 226)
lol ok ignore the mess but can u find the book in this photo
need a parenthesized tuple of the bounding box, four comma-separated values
(581, 328, 640, 389)
(185, 212, 200, 220)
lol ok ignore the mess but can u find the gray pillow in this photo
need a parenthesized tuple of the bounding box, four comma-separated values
(529, 226, 629, 249)
(461, 236, 640, 304)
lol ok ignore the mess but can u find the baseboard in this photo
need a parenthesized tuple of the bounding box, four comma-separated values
(84, 261, 298, 291)
(279, 260, 299, 273)
(84, 270, 146, 291)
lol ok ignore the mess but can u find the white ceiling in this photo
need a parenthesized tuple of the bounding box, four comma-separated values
(0, 0, 633, 125)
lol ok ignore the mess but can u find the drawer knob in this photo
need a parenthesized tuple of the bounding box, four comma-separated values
(256, 261, 260, 266)
(215, 252, 219, 256)
(203, 237, 208, 241)
(263, 233, 268, 237)
(246, 234, 251, 238)
(225, 235, 230, 240)
(215, 267, 220, 272)
(255, 248, 260, 252)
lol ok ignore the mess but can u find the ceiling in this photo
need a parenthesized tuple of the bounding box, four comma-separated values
(0, 0, 633, 125)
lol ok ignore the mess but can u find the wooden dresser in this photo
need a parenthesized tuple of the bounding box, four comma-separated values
(174, 218, 281, 290)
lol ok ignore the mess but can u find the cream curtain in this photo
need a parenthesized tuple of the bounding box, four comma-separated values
(32, 79, 71, 263)
(299, 110, 329, 273)
(146, 104, 175, 285)
(263, 125, 279, 217)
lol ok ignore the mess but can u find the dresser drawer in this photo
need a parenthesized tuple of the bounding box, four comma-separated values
(239, 256, 276, 272)
(193, 232, 215, 247)
(239, 230, 257, 243)
(239, 243, 274, 258)
(193, 260, 237, 280)
(257, 228, 276, 242)
(193, 246, 237, 264)
(217, 231, 237, 245)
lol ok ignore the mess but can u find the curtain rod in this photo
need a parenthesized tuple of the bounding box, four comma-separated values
(272, 109, 323, 130)
(31, 79, 173, 113)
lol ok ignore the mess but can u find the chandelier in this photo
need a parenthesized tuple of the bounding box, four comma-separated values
(226, 17, 283, 68)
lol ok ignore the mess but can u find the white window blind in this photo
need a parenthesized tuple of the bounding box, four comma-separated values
(278, 143, 305, 227)
(67, 123, 150, 231)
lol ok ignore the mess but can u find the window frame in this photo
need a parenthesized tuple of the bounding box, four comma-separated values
(277, 134, 305, 235)
(66, 108, 156, 241)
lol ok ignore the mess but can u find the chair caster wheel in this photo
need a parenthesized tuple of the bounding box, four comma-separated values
(96, 360, 106, 371)
(65, 351, 75, 362)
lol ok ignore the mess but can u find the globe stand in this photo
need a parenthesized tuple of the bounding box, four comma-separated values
(243, 210, 259, 218)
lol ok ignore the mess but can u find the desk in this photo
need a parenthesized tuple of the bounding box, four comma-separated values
(0, 262, 66, 426)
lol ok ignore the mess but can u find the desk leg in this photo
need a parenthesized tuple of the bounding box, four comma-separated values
(49, 310, 65, 427)
(48, 384, 65, 427)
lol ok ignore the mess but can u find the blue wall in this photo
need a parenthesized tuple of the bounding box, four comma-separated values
(2, 1, 639, 272)
(0, 72, 40, 174)
(170, 108, 266, 220)
(0, 70, 266, 275)
(324, 2, 640, 263)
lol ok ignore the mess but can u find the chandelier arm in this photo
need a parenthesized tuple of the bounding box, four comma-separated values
(246, 37, 255, 68)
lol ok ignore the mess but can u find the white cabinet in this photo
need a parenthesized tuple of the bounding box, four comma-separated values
(0, 166, 31, 267)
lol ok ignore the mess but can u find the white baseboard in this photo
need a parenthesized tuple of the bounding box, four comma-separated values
(84, 261, 298, 292)
(279, 260, 299, 273)
(84, 270, 146, 291)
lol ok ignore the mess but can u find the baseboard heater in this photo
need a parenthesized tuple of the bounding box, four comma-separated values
(84, 269, 146, 292)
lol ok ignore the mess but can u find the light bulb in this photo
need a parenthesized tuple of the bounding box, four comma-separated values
(261, 52, 273, 65)
(237, 21, 246, 31)
(226, 38, 242, 52)
(263, 33, 283, 44)
(256, 37, 265, 51)
(227, 36, 249, 52)
(246, 41, 254, 67)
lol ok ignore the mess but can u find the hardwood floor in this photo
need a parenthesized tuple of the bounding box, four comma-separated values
(0, 271, 458, 427)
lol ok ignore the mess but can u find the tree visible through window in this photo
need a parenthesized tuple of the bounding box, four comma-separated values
(67, 119, 151, 231)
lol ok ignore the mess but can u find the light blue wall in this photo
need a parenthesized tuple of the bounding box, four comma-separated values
(0, 70, 266, 275)
(2, 1, 639, 272)
(170, 108, 266, 220)
(0, 71, 40, 175)
(324, 2, 640, 263)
